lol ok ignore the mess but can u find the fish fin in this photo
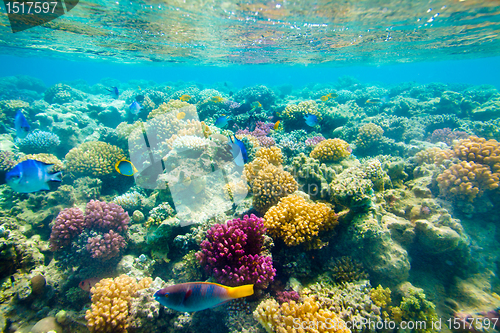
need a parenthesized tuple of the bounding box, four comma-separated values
(226, 284, 253, 299)
(49, 171, 62, 183)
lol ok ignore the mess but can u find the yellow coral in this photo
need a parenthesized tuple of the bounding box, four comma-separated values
(243, 157, 271, 188)
(355, 123, 384, 150)
(454, 136, 500, 172)
(85, 275, 151, 333)
(254, 297, 350, 333)
(264, 194, 337, 248)
(17, 153, 64, 172)
(370, 285, 392, 308)
(414, 147, 453, 166)
(436, 160, 499, 201)
(65, 141, 125, 177)
(282, 100, 322, 123)
(253, 164, 298, 214)
(255, 146, 283, 166)
(147, 99, 194, 119)
(310, 139, 351, 163)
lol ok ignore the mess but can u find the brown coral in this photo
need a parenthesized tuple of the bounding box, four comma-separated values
(454, 136, 500, 172)
(264, 194, 337, 248)
(65, 141, 125, 177)
(355, 123, 384, 150)
(310, 139, 351, 163)
(255, 146, 283, 166)
(436, 160, 499, 201)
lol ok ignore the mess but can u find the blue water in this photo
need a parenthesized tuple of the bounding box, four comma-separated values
(2, 54, 500, 88)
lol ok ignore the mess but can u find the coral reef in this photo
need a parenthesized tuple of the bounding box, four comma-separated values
(196, 214, 276, 289)
(355, 123, 384, 151)
(16, 131, 61, 154)
(65, 141, 126, 178)
(264, 194, 338, 248)
(310, 138, 351, 162)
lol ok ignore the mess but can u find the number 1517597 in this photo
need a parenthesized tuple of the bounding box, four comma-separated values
(5, 2, 59, 14)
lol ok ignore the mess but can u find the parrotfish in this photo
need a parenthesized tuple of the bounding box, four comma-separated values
(14, 109, 30, 139)
(304, 114, 319, 127)
(115, 158, 138, 176)
(129, 100, 142, 115)
(154, 282, 254, 312)
(215, 115, 231, 128)
(229, 135, 248, 166)
(106, 86, 120, 99)
(6, 159, 62, 193)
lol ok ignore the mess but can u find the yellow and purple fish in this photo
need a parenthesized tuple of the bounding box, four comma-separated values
(154, 282, 254, 312)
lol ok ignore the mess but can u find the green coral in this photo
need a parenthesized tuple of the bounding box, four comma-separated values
(391, 288, 438, 333)
(355, 123, 384, 151)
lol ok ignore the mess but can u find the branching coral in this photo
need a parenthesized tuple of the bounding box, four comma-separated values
(196, 214, 276, 289)
(85, 275, 152, 333)
(252, 164, 298, 214)
(65, 141, 125, 177)
(390, 288, 438, 333)
(253, 297, 350, 333)
(17, 130, 60, 154)
(282, 100, 321, 124)
(436, 161, 499, 201)
(264, 194, 337, 248)
(453, 136, 500, 172)
(355, 123, 384, 150)
(310, 139, 351, 162)
(255, 146, 283, 166)
(328, 256, 369, 283)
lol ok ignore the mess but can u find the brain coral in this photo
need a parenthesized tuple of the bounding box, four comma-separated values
(264, 194, 338, 248)
(65, 141, 125, 177)
(252, 164, 298, 214)
(310, 138, 351, 162)
(253, 297, 350, 333)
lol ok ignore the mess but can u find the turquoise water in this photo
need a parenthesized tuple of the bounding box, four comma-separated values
(1, 1, 500, 333)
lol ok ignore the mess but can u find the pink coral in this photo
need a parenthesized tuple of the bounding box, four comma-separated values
(87, 230, 126, 261)
(305, 136, 326, 147)
(49, 207, 85, 251)
(84, 200, 129, 232)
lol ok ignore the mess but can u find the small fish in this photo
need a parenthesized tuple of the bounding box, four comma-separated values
(177, 112, 186, 120)
(215, 115, 231, 128)
(366, 96, 390, 104)
(328, 92, 338, 98)
(79, 278, 101, 292)
(135, 95, 145, 103)
(14, 109, 30, 139)
(115, 158, 138, 176)
(105, 86, 119, 99)
(138, 86, 142, 91)
(154, 282, 253, 312)
(180, 94, 191, 102)
(129, 101, 142, 115)
(229, 91, 233, 97)
(210, 96, 224, 103)
(304, 114, 319, 127)
(229, 135, 248, 166)
(6, 159, 62, 193)
(273, 120, 281, 130)
(320, 95, 329, 102)
(251, 101, 262, 108)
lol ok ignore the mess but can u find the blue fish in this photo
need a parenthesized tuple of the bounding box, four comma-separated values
(129, 101, 142, 115)
(215, 115, 231, 128)
(6, 159, 62, 193)
(304, 114, 319, 127)
(229, 135, 248, 167)
(115, 158, 138, 176)
(106, 86, 120, 99)
(155, 282, 253, 312)
(15, 110, 30, 139)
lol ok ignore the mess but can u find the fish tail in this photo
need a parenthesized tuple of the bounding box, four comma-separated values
(49, 171, 62, 182)
(226, 284, 254, 299)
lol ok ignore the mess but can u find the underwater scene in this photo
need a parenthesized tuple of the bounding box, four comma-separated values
(1, 0, 500, 332)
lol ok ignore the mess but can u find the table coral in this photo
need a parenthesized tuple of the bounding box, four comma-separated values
(196, 214, 276, 289)
(85, 274, 152, 333)
(252, 164, 298, 214)
(310, 138, 351, 162)
(253, 297, 350, 333)
(264, 194, 338, 248)
(65, 141, 126, 177)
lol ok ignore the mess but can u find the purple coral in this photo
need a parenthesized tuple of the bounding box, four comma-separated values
(276, 290, 300, 304)
(257, 136, 276, 147)
(84, 200, 129, 233)
(428, 128, 468, 146)
(237, 122, 274, 137)
(49, 207, 85, 251)
(196, 214, 276, 289)
(305, 136, 326, 147)
(87, 230, 126, 260)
